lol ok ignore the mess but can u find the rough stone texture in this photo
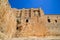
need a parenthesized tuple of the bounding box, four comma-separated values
(0, 0, 60, 40)
(0, 0, 17, 39)
(15, 8, 60, 37)
(45, 15, 60, 36)
(15, 8, 48, 37)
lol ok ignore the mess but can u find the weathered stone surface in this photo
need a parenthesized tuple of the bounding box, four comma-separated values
(0, 0, 17, 39)
(15, 8, 60, 37)
(0, 0, 60, 40)
(15, 8, 48, 37)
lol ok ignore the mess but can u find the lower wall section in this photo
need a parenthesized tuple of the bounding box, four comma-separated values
(10, 36, 60, 40)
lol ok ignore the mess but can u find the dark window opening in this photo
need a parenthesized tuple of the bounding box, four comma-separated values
(55, 20, 57, 23)
(26, 19, 28, 23)
(16, 26, 22, 31)
(34, 10, 35, 12)
(16, 27, 18, 30)
(29, 10, 31, 17)
(17, 20, 21, 24)
(38, 10, 40, 16)
(48, 19, 51, 23)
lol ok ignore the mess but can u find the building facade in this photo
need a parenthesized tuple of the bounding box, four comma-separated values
(0, 0, 60, 39)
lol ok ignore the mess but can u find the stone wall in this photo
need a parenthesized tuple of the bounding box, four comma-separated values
(0, 0, 60, 39)
(15, 8, 60, 37)
(0, 0, 17, 39)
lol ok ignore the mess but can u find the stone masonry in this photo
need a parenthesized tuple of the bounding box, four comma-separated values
(0, 0, 60, 39)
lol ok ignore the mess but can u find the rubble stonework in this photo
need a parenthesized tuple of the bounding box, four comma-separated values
(0, 0, 17, 39)
(0, 0, 60, 39)
(15, 8, 60, 37)
(15, 8, 48, 37)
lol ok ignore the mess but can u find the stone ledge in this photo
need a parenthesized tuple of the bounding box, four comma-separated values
(10, 36, 60, 40)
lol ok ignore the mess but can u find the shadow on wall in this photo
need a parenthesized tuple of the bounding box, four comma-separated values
(8, 0, 60, 14)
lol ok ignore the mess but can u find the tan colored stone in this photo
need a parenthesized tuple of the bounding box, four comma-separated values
(0, 0, 60, 39)
(0, 0, 17, 38)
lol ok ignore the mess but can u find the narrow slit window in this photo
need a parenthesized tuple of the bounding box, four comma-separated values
(16, 26, 22, 31)
(48, 19, 51, 23)
(29, 10, 31, 17)
(38, 10, 40, 16)
(16, 27, 18, 30)
(55, 20, 57, 23)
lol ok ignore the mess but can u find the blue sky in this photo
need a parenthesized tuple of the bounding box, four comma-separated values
(8, 0, 60, 14)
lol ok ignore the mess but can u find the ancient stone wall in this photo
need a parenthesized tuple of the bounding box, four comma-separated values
(45, 15, 60, 36)
(15, 8, 48, 37)
(15, 8, 60, 37)
(0, 0, 17, 39)
(0, 0, 60, 40)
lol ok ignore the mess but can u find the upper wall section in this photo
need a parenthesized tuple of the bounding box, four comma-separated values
(9, 0, 60, 14)
(12, 8, 44, 19)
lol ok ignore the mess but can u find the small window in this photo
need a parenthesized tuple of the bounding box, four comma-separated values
(48, 19, 51, 23)
(16, 26, 22, 31)
(29, 10, 31, 17)
(55, 20, 57, 23)
(16, 27, 18, 30)
(38, 10, 40, 16)
(26, 19, 28, 23)
(17, 20, 21, 24)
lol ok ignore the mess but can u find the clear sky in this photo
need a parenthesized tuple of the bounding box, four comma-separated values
(8, 0, 60, 14)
